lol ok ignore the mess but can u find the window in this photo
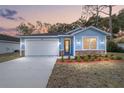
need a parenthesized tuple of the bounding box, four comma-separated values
(83, 37, 97, 49)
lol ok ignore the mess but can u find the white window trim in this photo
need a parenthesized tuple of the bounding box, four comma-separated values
(82, 36, 99, 50)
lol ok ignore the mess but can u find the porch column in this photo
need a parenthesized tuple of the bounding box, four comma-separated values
(20, 38, 22, 56)
(105, 36, 107, 54)
(73, 36, 76, 56)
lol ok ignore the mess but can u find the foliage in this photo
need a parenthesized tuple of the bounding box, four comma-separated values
(17, 22, 51, 35)
(82, 55, 89, 62)
(61, 55, 64, 62)
(107, 40, 119, 52)
(118, 9, 124, 31)
(17, 23, 35, 35)
(76, 55, 81, 62)
(107, 40, 124, 52)
(116, 56, 123, 60)
(48, 18, 86, 33)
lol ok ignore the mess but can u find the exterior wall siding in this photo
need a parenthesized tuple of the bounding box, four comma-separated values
(74, 28, 106, 51)
(0, 41, 19, 54)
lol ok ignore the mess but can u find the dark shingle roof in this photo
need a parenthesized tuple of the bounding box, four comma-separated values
(20, 26, 111, 37)
(0, 34, 20, 42)
(21, 32, 66, 36)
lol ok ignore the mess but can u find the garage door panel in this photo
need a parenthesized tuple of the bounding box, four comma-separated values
(25, 39, 59, 56)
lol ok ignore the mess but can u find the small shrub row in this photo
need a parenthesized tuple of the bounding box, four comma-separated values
(75, 54, 123, 62)
(60, 54, 123, 62)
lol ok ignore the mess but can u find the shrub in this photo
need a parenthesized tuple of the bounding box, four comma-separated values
(115, 56, 123, 60)
(96, 57, 102, 61)
(107, 40, 118, 52)
(87, 55, 91, 58)
(105, 54, 109, 58)
(83, 55, 89, 62)
(110, 56, 116, 60)
(77, 55, 81, 62)
(89, 56, 95, 61)
(104, 57, 110, 61)
(93, 54, 98, 59)
(61, 55, 64, 62)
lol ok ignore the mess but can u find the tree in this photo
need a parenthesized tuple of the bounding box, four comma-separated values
(82, 5, 114, 39)
(118, 9, 124, 31)
(17, 22, 35, 35)
(17, 21, 51, 35)
(81, 5, 107, 27)
(109, 5, 113, 39)
(48, 18, 86, 33)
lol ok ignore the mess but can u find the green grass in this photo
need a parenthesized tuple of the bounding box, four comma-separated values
(0, 52, 21, 63)
(108, 52, 124, 59)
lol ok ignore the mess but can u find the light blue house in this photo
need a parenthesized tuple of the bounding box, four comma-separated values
(20, 26, 111, 56)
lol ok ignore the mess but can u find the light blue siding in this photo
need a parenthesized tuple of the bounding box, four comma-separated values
(59, 37, 64, 51)
(74, 28, 106, 50)
(20, 27, 107, 56)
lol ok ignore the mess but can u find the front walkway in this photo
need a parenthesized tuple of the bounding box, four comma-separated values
(0, 57, 56, 88)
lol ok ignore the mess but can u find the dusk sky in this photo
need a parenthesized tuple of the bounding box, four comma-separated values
(0, 5, 124, 36)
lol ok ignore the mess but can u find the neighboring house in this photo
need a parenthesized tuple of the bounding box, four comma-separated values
(114, 36, 124, 49)
(20, 26, 111, 56)
(0, 34, 20, 54)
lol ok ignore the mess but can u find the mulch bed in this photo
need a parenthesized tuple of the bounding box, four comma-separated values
(47, 60, 124, 88)
(57, 59, 124, 64)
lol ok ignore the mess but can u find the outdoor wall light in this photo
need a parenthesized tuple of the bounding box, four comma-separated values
(100, 41, 104, 44)
(76, 40, 81, 45)
(59, 42, 61, 45)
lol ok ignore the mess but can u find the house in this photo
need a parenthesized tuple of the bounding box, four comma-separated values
(20, 26, 111, 57)
(0, 34, 20, 54)
(114, 36, 124, 49)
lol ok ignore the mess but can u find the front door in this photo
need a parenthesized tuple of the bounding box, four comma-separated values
(64, 39, 71, 55)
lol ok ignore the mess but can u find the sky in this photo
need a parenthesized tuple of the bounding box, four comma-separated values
(0, 5, 124, 36)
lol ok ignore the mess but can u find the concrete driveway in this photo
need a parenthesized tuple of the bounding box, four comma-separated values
(0, 57, 57, 88)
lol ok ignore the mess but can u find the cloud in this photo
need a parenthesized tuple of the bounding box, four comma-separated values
(0, 8, 25, 21)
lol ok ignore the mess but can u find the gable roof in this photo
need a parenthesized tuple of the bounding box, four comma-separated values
(67, 26, 111, 36)
(0, 34, 20, 42)
(20, 26, 111, 37)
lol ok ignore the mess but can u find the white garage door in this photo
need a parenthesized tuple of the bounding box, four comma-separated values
(25, 39, 59, 56)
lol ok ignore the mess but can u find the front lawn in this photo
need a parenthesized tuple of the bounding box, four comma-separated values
(0, 52, 21, 63)
(108, 52, 124, 59)
(47, 61, 124, 88)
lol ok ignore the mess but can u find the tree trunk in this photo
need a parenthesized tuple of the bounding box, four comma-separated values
(96, 5, 99, 27)
(109, 5, 113, 39)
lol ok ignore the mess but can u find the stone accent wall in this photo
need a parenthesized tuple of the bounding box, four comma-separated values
(75, 50, 105, 56)
(59, 51, 64, 56)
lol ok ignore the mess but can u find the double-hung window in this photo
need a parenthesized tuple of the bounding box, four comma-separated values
(83, 37, 97, 49)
